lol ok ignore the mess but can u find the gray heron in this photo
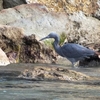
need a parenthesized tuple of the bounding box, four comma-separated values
(40, 33, 95, 67)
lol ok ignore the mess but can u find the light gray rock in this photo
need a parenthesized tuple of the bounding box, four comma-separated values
(0, 24, 24, 42)
(93, 0, 100, 19)
(66, 11, 100, 44)
(0, 48, 10, 66)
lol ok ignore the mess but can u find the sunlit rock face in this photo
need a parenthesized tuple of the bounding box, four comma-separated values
(0, 25, 24, 43)
(0, 0, 98, 16)
(66, 12, 100, 45)
(0, 3, 100, 45)
(26, 0, 98, 15)
(25, 0, 100, 20)
(0, 48, 10, 66)
(0, 3, 99, 50)
(0, 4, 69, 38)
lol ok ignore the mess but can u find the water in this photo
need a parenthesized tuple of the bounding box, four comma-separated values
(0, 80, 100, 100)
(0, 63, 100, 100)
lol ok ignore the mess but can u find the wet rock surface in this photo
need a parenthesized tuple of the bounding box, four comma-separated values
(0, 64, 100, 100)
(19, 66, 93, 81)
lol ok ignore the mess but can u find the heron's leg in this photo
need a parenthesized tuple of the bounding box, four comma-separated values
(16, 44, 21, 63)
(72, 62, 75, 67)
(72, 61, 79, 68)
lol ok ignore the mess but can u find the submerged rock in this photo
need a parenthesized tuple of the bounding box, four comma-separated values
(19, 66, 94, 81)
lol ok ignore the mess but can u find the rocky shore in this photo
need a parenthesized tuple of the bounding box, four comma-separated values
(0, 0, 99, 82)
(0, 63, 97, 82)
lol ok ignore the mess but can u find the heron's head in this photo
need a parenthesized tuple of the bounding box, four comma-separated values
(39, 33, 59, 41)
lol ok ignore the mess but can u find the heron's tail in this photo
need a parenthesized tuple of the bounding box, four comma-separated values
(95, 51, 100, 59)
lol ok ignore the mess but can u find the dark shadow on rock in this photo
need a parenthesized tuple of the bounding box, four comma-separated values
(79, 55, 100, 67)
(79, 43, 100, 67)
(3, 0, 27, 9)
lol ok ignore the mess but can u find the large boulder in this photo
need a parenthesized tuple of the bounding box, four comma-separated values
(1, 0, 100, 19)
(0, 3, 100, 45)
(93, 0, 100, 19)
(25, 0, 100, 20)
(0, 24, 57, 64)
(0, 24, 24, 41)
(0, 3, 68, 38)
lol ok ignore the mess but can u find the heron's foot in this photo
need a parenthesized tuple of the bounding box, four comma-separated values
(16, 44, 21, 63)
(72, 61, 79, 68)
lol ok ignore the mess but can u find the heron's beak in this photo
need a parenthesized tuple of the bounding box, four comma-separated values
(39, 36, 49, 41)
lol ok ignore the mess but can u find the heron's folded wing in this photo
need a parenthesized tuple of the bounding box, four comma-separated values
(61, 43, 95, 58)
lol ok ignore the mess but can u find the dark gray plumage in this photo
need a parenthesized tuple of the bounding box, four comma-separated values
(40, 33, 95, 67)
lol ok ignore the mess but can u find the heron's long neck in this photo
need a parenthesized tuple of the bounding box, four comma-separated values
(53, 40, 60, 49)
(53, 38, 61, 55)
(53, 40, 64, 57)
